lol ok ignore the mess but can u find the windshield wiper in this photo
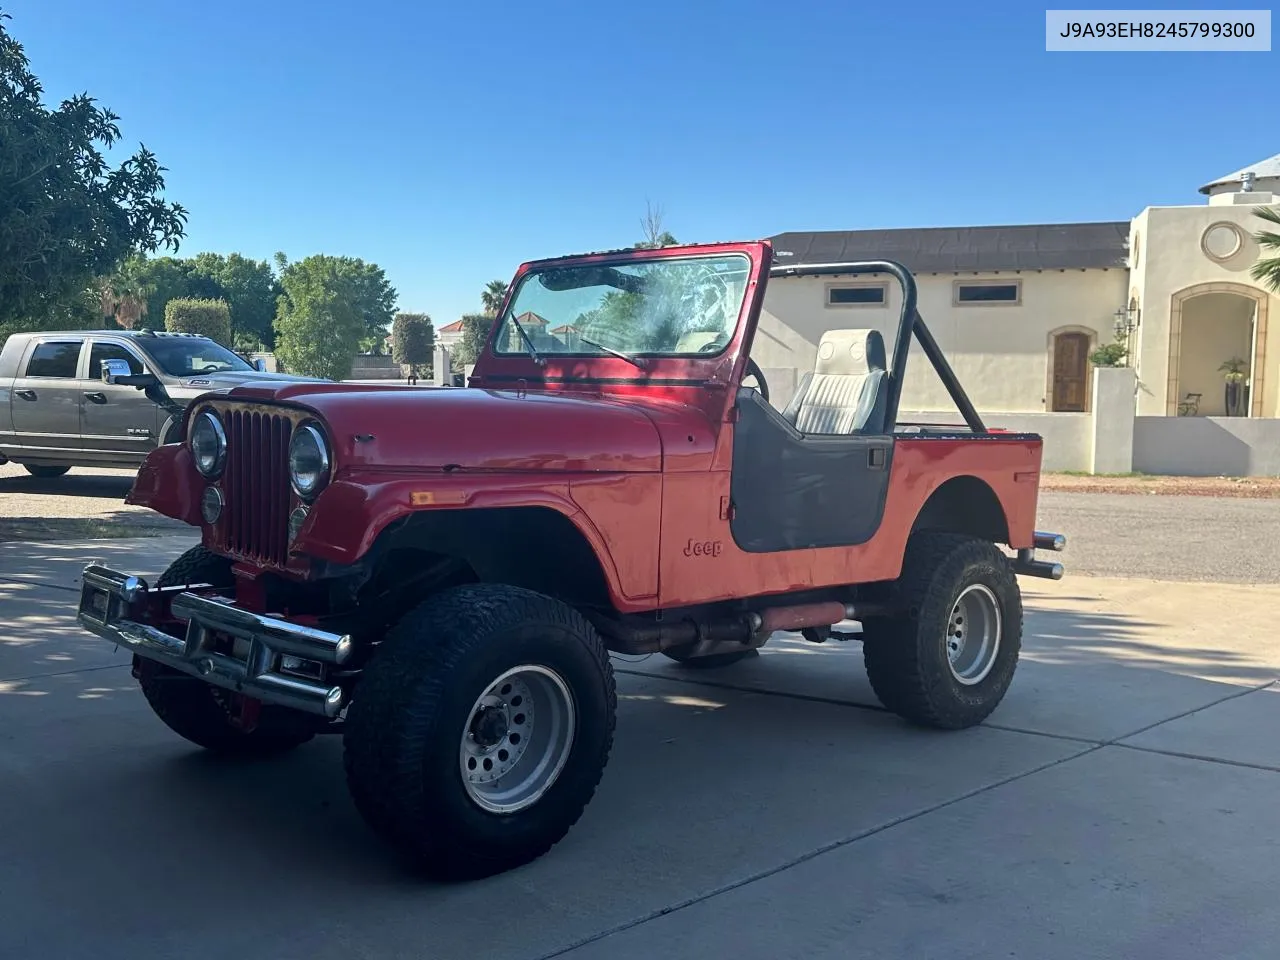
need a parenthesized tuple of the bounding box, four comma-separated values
(506, 312, 545, 366)
(579, 337, 647, 371)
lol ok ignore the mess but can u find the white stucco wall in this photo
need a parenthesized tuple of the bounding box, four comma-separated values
(1128, 203, 1280, 417)
(1133, 417, 1280, 477)
(756, 269, 1127, 415)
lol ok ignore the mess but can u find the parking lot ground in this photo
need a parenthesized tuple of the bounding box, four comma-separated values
(2, 536, 1278, 960)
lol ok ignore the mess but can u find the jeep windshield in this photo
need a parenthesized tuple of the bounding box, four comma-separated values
(493, 253, 752, 359)
(143, 337, 254, 377)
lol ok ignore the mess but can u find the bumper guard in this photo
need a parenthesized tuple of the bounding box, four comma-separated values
(77, 564, 353, 717)
(1011, 530, 1067, 580)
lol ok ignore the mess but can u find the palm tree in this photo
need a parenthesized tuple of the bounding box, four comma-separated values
(96, 275, 151, 329)
(1250, 205, 1280, 292)
(481, 280, 508, 316)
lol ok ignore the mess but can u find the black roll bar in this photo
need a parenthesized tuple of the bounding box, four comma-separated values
(767, 259, 987, 434)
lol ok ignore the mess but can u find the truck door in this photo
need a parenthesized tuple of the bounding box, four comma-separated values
(81, 338, 161, 463)
(9, 337, 86, 460)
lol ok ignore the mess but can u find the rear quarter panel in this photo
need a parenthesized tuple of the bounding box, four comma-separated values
(656, 433, 1043, 608)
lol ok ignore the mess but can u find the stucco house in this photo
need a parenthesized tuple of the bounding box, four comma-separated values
(755, 152, 1280, 432)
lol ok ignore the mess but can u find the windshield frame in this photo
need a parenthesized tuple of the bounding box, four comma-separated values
(489, 250, 755, 363)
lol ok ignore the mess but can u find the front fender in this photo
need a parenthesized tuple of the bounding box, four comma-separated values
(292, 475, 632, 603)
(126, 443, 201, 526)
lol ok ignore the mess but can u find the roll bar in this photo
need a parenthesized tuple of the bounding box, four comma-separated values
(768, 260, 987, 434)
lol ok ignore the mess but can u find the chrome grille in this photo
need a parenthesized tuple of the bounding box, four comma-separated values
(221, 408, 293, 565)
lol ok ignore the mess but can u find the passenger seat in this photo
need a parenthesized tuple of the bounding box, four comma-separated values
(781, 328, 888, 435)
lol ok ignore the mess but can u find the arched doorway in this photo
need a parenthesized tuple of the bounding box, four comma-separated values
(1047, 326, 1095, 412)
(1167, 283, 1268, 417)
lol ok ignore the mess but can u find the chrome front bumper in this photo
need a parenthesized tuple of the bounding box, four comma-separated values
(77, 564, 353, 717)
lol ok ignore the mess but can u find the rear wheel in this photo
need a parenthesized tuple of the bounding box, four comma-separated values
(136, 545, 316, 756)
(342, 583, 616, 880)
(23, 464, 70, 479)
(861, 532, 1022, 730)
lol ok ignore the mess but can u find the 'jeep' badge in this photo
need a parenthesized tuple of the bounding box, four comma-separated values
(683, 539, 722, 558)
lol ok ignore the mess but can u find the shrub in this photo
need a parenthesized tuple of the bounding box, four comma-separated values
(164, 297, 232, 346)
(391, 312, 435, 379)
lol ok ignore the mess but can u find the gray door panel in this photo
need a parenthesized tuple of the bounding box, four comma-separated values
(9, 338, 86, 460)
(81, 339, 161, 461)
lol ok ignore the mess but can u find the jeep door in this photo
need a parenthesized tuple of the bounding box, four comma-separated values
(8, 337, 86, 461)
(80, 337, 162, 463)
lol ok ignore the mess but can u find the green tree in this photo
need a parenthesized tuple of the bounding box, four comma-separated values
(189, 252, 280, 348)
(391, 312, 435, 382)
(165, 298, 232, 346)
(273, 255, 368, 380)
(452, 313, 493, 367)
(0, 9, 187, 337)
(481, 279, 509, 316)
(1250, 206, 1280, 293)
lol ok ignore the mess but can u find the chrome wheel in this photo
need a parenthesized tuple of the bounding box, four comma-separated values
(945, 584, 1001, 685)
(460, 665, 576, 814)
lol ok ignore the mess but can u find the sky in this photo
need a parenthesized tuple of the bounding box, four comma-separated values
(7, 0, 1277, 324)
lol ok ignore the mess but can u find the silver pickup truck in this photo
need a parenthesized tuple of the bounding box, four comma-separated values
(0, 328, 320, 477)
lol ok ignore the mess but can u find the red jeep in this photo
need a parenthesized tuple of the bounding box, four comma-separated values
(77, 240, 1065, 879)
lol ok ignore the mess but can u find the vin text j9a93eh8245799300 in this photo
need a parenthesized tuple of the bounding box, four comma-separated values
(76, 239, 1066, 880)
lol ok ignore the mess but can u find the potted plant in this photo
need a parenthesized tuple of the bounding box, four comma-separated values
(1220, 357, 1248, 416)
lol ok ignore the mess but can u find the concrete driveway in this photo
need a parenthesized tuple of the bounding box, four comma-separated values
(1, 535, 1278, 960)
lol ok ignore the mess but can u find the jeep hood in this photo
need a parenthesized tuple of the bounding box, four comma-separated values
(219, 384, 666, 473)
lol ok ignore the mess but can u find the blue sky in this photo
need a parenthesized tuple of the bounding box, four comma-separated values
(8, 0, 1276, 324)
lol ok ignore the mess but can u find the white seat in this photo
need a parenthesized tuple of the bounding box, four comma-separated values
(781, 329, 888, 435)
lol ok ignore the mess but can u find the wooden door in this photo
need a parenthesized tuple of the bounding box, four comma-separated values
(1052, 333, 1089, 412)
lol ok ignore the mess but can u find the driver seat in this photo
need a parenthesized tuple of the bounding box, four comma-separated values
(781, 328, 888, 435)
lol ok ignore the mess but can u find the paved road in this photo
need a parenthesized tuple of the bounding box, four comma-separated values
(1038, 490, 1280, 584)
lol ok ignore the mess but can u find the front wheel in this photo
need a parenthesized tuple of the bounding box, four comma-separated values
(342, 583, 616, 880)
(137, 545, 317, 756)
(861, 532, 1022, 730)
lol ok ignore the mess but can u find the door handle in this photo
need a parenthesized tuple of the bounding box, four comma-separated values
(85, 392, 107, 404)
(868, 446, 887, 470)
(15, 389, 36, 401)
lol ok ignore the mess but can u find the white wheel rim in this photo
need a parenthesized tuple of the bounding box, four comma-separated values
(946, 584, 1002, 685)
(459, 664, 576, 814)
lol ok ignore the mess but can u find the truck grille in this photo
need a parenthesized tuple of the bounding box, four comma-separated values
(221, 408, 293, 566)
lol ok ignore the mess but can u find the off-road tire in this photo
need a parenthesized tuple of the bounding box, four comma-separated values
(861, 532, 1022, 730)
(661, 644, 760, 669)
(23, 464, 70, 479)
(342, 583, 617, 881)
(136, 545, 316, 756)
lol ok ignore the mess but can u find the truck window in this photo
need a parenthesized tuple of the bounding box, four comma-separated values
(24, 340, 83, 378)
(142, 338, 253, 376)
(89, 342, 147, 378)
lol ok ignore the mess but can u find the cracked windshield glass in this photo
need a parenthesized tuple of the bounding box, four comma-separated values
(493, 253, 751, 359)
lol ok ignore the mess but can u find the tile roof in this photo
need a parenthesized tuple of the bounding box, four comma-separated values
(768, 221, 1130, 273)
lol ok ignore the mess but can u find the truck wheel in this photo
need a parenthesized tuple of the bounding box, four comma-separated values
(661, 644, 759, 668)
(861, 532, 1022, 730)
(136, 545, 316, 756)
(342, 583, 616, 880)
(23, 464, 70, 479)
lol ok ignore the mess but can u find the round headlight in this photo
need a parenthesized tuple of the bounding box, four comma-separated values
(289, 424, 330, 500)
(189, 411, 226, 479)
